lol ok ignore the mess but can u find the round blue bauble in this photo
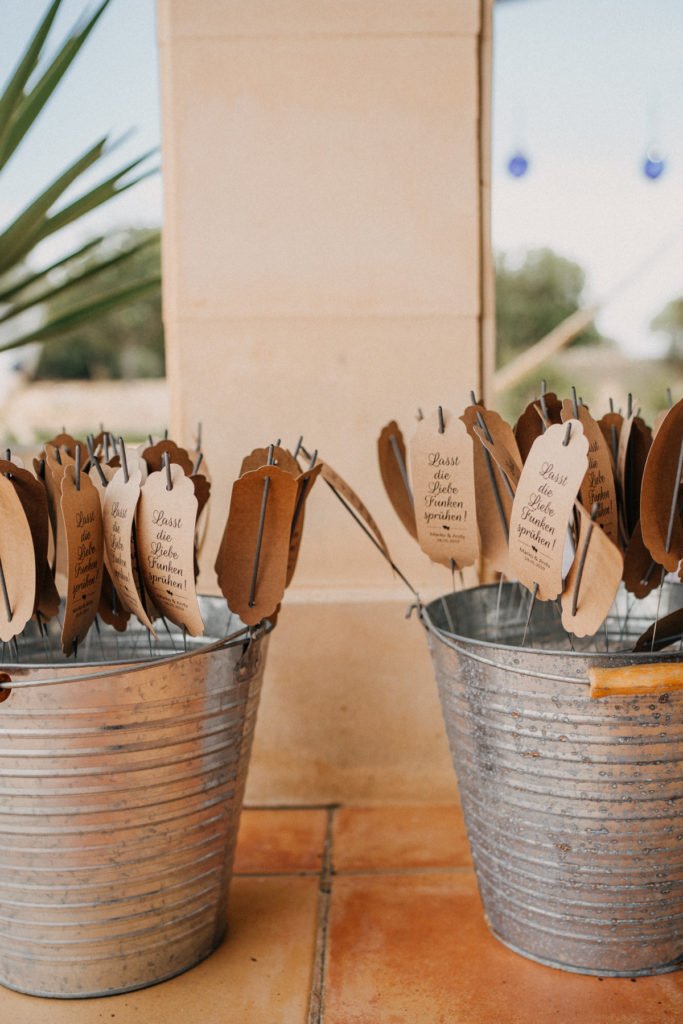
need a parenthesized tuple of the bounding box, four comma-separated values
(507, 151, 529, 178)
(643, 149, 666, 180)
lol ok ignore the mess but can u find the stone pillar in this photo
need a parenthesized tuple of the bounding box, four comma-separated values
(158, 0, 493, 804)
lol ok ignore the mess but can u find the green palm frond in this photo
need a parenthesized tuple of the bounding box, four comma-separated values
(0, 233, 159, 326)
(0, 276, 161, 354)
(28, 150, 160, 251)
(0, 0, 160, 359)
(0, 135, 109, 273)
(0, 0, 62, 153)
(0, 0, 113, 171)
(0, 236, 104, 304)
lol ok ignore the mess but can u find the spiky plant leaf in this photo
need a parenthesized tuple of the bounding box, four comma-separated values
(0, 0, 161, 367)
(26, 151, 159, 251)
(0, 276, 161, 354)
(0, 0, 62, 148)
(0, 236, 103, 303)
(0, 135, 109, 272)
(0, 0, 112, 171)
(0, 234, 158, 326)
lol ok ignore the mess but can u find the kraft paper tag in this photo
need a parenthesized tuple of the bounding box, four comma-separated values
(634, 609, 683, 654)
(616, 407, 635, 490)
(45, 433, 88, 467)
(614, 406, 651, 544)
(597, 411, 623, 467)
(286, 462, 322, 587)
(0, 474, 36, 642)
(136, 463, 204, 636)
(43, 448, 74, 592)
(377, 421, 417, 539)
(461, 407, 515, 576)
(0, 460, 59, 620)
(103, 467, 156, 633)
(514, 392, 562, 462)
(561, 401, 619, 547)
(102, 435, 120, 466)
(479, 408, 523, 472)
(91, 431, 106, 456)
(190, 473, 212, 580)
(319, 461, 392, 563)
(88, 459, 117, 505)
(98, 567, 131, 632)
(472, 422, 522, 492)
(192, 473, 211, 520)
(192, 455, 211, 555)
(561, 503, 623, 636)
(508, 420, 588, 601)
(42, 445, 73, 502)
(653, 407, 669, 438)
(122, 448, 148, 484)
(409, 408, 479, 569)
(142, 440, 194, 478)
(640, 398, 683, 573)
(60, 467, 104, 654)
(240, 446, 300, 478)
(195, 484, 212, 559)
(215, 464, 298, 627)
(470, 407, 523, 488)
(623, 520, 662, 598)
(624, 417, 652, 540)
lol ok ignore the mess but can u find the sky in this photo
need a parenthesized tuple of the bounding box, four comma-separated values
(493, 0, 683, 356)
(1, 0, 682, 359)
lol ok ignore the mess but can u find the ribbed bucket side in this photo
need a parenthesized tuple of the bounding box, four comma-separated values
(424, 586, 683, 977)
(0, 618, 269, 998)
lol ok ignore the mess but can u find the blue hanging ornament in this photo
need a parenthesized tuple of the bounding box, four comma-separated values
(507, 150, 530, 178)
(643, 147, 666, 180)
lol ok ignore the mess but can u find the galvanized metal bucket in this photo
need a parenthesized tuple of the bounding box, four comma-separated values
(422, 582, 683, 977)
(0, 597, 270, 998)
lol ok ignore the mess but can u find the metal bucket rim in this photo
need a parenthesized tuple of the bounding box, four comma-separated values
(421, 584, 683, 671)
(0, 615, 272, 690)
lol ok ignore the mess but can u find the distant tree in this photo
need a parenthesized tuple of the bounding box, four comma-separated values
(34, 227, 163, 381)
(495, 248, 605, 368)
(650, 297, 683, 360)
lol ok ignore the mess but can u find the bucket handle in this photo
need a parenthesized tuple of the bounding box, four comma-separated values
(0, 622, 269, 690)
(589, 663, 683, 699)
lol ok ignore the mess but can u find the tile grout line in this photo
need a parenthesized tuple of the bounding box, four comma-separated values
(244, 802, 334, 812)
(333, 864, 473, 878)
(233, 865, 472, 880)
(233, 869, 322, 878)
(306, 806, 336, 1024)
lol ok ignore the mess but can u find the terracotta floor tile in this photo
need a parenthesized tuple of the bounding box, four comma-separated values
(324, 871, 683, 1024)
(333, 804, 471, 872)
(0, 876, 319, 1024)
(234, 807, 328, 874)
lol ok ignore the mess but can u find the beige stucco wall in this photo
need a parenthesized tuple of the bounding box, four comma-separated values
(158, 0, 492, 804)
